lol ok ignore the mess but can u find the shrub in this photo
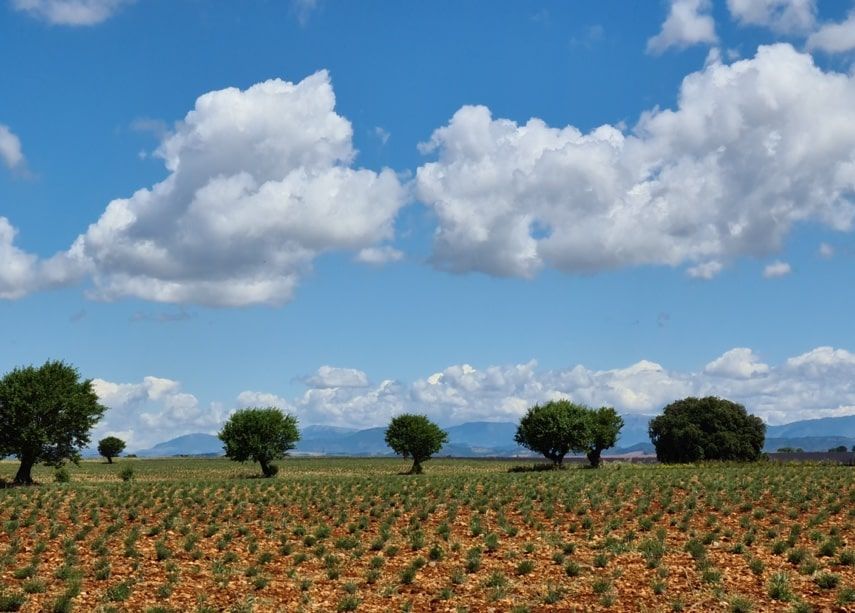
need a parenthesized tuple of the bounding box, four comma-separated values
(54, 467, 71, 483)
(119, 466, 134, 482)
(649, 396, 765, 463)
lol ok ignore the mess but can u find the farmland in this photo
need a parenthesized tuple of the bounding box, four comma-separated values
(1, 459, 853, 612)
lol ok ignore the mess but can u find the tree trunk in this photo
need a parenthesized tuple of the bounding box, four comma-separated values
(14, 456, 35, 485)
(410, 458, 423, 475)
(107, 456, 113, 464)
(551, 454, 563, 469)
(587, 448, 602, 469)
(260, 458, 273, 478)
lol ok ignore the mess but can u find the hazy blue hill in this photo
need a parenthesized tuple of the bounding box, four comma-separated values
(300, 425, 358, 441)
(130, 413, 855, 458)
(766, 415, 855, 439)
(446, 421, 519, 448)
(136, 433, 222, 457)
(764, 436, 855, 452)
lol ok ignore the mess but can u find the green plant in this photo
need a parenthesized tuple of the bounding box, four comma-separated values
(119, 466, 134, 482)
(384, 414, 448, 474)
(768, 571, 792, 601)
(0, 360, 106, 484)
(649, 396, 765, 463)
(218, 407, 300, 477)
(98, 436, 126, 463)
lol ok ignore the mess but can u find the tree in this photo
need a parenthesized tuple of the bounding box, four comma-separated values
(585, 406, 624, 468)
(829, 445, 848, 453)
(514, 400, 590, 468)
(0, 361, 105, 485)
(97, 436, 126, 464)
(384, 414, 448, 474)
(218, 407, 299, 477)
(648, 396, 765, 463)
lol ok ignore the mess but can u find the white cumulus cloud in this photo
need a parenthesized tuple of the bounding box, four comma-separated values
(704, 348, 770, 379)
(647, 0, 718, 55)
(92, 376, 227, 449)
(304, 366, 370, 389)
(0, 218, 85, 299)
(763, 260, 791, 278)
(100, 345, 855, 446)
(0, 124, 25, 170)
(807, 10, 855, 54)
(726, 0, 816, 34)
(65, 71, 405, 306)
(12, 0, 132, 26)
(415, 45, 855, 280)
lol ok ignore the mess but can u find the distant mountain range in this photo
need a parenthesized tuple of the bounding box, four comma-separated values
(118, 413, 855, 458)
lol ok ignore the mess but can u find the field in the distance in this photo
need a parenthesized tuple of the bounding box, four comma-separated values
(1, 458, 853, 612)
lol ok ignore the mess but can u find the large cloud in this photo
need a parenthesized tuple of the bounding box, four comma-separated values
(228, 346, 855, 431)
(67, 71, 405, 306)
(99, 345, 855, 447)
(11, 0, 132, 26)
(92, 376, 227, 449)
(647, 0, 717, 55)
(726, 0, 816, 34)
(415, 44, 855, 279)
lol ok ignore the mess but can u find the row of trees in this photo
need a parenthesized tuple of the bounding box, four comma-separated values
(0, 359, 813, 483)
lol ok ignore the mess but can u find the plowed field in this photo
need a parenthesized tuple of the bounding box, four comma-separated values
(1, 459, 853, 612)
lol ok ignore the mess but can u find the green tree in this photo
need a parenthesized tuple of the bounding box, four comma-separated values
(97, 436, 126, 464)
(829, 445, 848, 453)
(384, 414, 448, 474)
(218, 407, 299, 477)
(585, 406, 624, 468)
(648, 396, 765, 463)
(514, 400, 590, 468)
(0, 361, 105, 485)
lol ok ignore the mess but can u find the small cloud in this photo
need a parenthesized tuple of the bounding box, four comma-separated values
(530, 8, 549, 24)
(291, 0, 318, 26)
(819, 242, 834, 259)
(763, 260, 791, 278)
(373, 126, 390, 146)
(130, 117, 168, 140)
(303, 366, 369, 389)
(807, 10, 855, 55)
(356, 246, 403, 265)
(130, 308, 194, 323)
(687, 260, 723, 279)
(0, 124, 25, 172)
(657, 312, 671, 328)
(647, 0, 717, 55)
(69, 308, 87, 323)
(570, 24, 605, 48)
(727, 0, 816, 35)
(12, 0, 133, 26)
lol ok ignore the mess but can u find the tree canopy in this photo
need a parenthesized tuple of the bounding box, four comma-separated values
(514, 400, 592, 467)
(218, 407, 300, 477)
(97, 436, 126, 463)
(0, 361, 105, 484)
(384, 414, 448, 474)
(648, 396, 765, 463)
(585, 406, 624, 468)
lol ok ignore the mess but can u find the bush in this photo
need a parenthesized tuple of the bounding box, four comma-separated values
(119, 466, 134, 482)
(54, 467, 71, 483)
(649, 396, 765, 463)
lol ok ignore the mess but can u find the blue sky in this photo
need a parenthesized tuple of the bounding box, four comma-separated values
(2, 0, 855, 448)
